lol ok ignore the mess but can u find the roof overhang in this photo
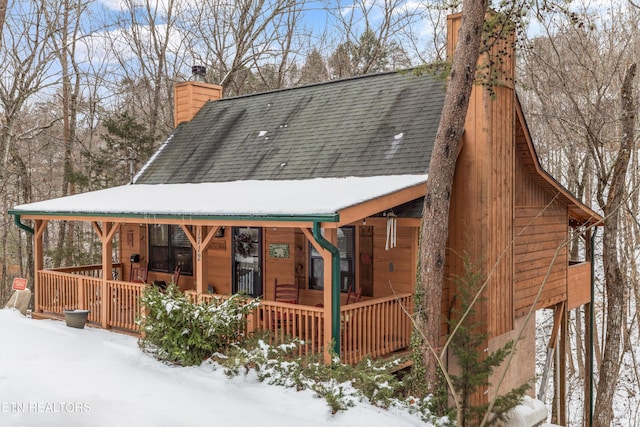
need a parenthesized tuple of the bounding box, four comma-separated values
(515, 99, 603, 227)
(10, 175, 428, 228)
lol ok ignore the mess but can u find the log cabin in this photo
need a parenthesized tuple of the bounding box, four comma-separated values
(10, 13, 601, 422)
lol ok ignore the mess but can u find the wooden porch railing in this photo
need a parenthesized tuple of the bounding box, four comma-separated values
(187, 291, 413, 364)
(340, 293, 414, 365)
(36, 274, 413, 364)
(37, 269, 143, 333)
(184, 291, 325, 358)
(254, 301, 325, 357)
(51, 263, 124, 280)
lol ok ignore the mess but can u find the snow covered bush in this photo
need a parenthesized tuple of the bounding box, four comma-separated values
(138, 285, 260, 366)
(217, 336, 443, 420)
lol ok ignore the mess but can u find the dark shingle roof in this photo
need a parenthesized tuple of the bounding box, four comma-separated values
(135, 70, 445, 184)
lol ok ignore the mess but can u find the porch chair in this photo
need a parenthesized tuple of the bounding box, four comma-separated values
(345, 284, 361, 305)
(342, 284, 362, 361)
(172, 266, 181, 287)
(274, 278, 298, 304)
(130, 266, 148, 284)
(272, 279, 298, 334)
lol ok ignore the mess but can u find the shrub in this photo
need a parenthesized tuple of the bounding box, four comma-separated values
(445, 256, 530, 426)
(138, 285, 259, 366)
(217, 336, 415, 414)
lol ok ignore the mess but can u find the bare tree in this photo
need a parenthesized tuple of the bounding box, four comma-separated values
(324, 0, 418, 77)
(105, 0, 186, 137)
(43, 0, 95, 267)
(519, 3, 640, 424)
(182, 0, 305, 96)
(0, 0, 60, 297)
(0, 0, 7, 45)
(416, 0, 488, 394)
(595, 60, 637, 427)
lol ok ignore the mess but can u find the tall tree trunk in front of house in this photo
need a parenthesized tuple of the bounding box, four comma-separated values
(593, 62, 637, 427)
(0, 0, 7, 46)
(416, 0, 488, 395)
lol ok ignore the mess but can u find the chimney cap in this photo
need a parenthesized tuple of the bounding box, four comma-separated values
(191, 65, 206, 82)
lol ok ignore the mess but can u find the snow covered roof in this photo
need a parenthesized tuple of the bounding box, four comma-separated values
(11, 175, 428, 222)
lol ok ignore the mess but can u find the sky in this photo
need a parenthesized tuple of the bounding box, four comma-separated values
(0, 309, 429, 427)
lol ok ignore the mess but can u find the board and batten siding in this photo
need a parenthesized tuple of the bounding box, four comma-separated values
(444, 70, 515, 338)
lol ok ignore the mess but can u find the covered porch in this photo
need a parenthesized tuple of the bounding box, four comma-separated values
(12, 175, 426, 364)
(32, 263, 414, 365)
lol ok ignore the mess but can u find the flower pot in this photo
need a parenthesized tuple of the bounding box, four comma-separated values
(63, 310, 90, 329)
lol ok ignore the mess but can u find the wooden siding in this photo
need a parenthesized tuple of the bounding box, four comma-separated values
(206, 231, 232, 295)
(120, 224, 146, 282)
(514, 152, 569, 316)
(567, 262, 591, 310)
(486, 83, 515, 336)
(174, 81, 222, 127)
(445, 77, 515, 338)
(264, 227, 296, 300)
(119, 222, 420, 305)
(372, 222, 416, 297)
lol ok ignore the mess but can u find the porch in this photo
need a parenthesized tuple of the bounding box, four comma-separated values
(34, 266, 414, 365)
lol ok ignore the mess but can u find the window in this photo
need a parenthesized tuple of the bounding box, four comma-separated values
(309, 226, 354, 292)
(148, 224, 193, 275)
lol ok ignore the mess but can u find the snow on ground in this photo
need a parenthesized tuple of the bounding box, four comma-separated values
(0, 309, 426, 427)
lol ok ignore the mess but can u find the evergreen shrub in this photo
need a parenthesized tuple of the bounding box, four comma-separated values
(138, 284, 259, 366)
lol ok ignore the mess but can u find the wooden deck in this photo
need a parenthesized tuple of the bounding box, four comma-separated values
(35, 267, 414, 365)
(37, 265, 143, 333)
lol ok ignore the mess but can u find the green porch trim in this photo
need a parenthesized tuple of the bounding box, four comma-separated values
(9, 210, 340, 224)
(13, 215, 34, 235)
(312, 222, 341, 357)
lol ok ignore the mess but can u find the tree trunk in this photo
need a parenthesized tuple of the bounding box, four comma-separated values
(0, 0, 7, 46)
(416, 0, 488, 394)
(593, 62, 636, 427)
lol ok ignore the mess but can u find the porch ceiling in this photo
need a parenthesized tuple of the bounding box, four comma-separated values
(10, 175, 428, 226)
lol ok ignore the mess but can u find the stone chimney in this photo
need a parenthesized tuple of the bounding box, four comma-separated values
(174, 66, 223, 127)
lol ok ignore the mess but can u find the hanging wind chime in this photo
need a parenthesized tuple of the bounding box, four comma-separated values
(385, 211, 397, 250)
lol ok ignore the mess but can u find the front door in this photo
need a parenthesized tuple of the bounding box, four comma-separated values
(232, 227, 263, 298)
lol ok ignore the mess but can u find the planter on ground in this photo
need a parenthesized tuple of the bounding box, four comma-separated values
(63, 310, 90, 329)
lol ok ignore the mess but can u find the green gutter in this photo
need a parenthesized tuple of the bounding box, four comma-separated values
(312, 222, 341, 357)
(8, 209, 339, 224)
(588, 226, 597, 427)
(14, 215, 34, 235)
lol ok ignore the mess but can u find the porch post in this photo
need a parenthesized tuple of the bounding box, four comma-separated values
(94, 221, 117, 328)
(322, 230, 335, 364)
(33, 220, 47, 314)
(195, 226, 205, 294)
(182, 225, 218, 295)
(558, 304, 568, 425)
(311, 223, 341, 364)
